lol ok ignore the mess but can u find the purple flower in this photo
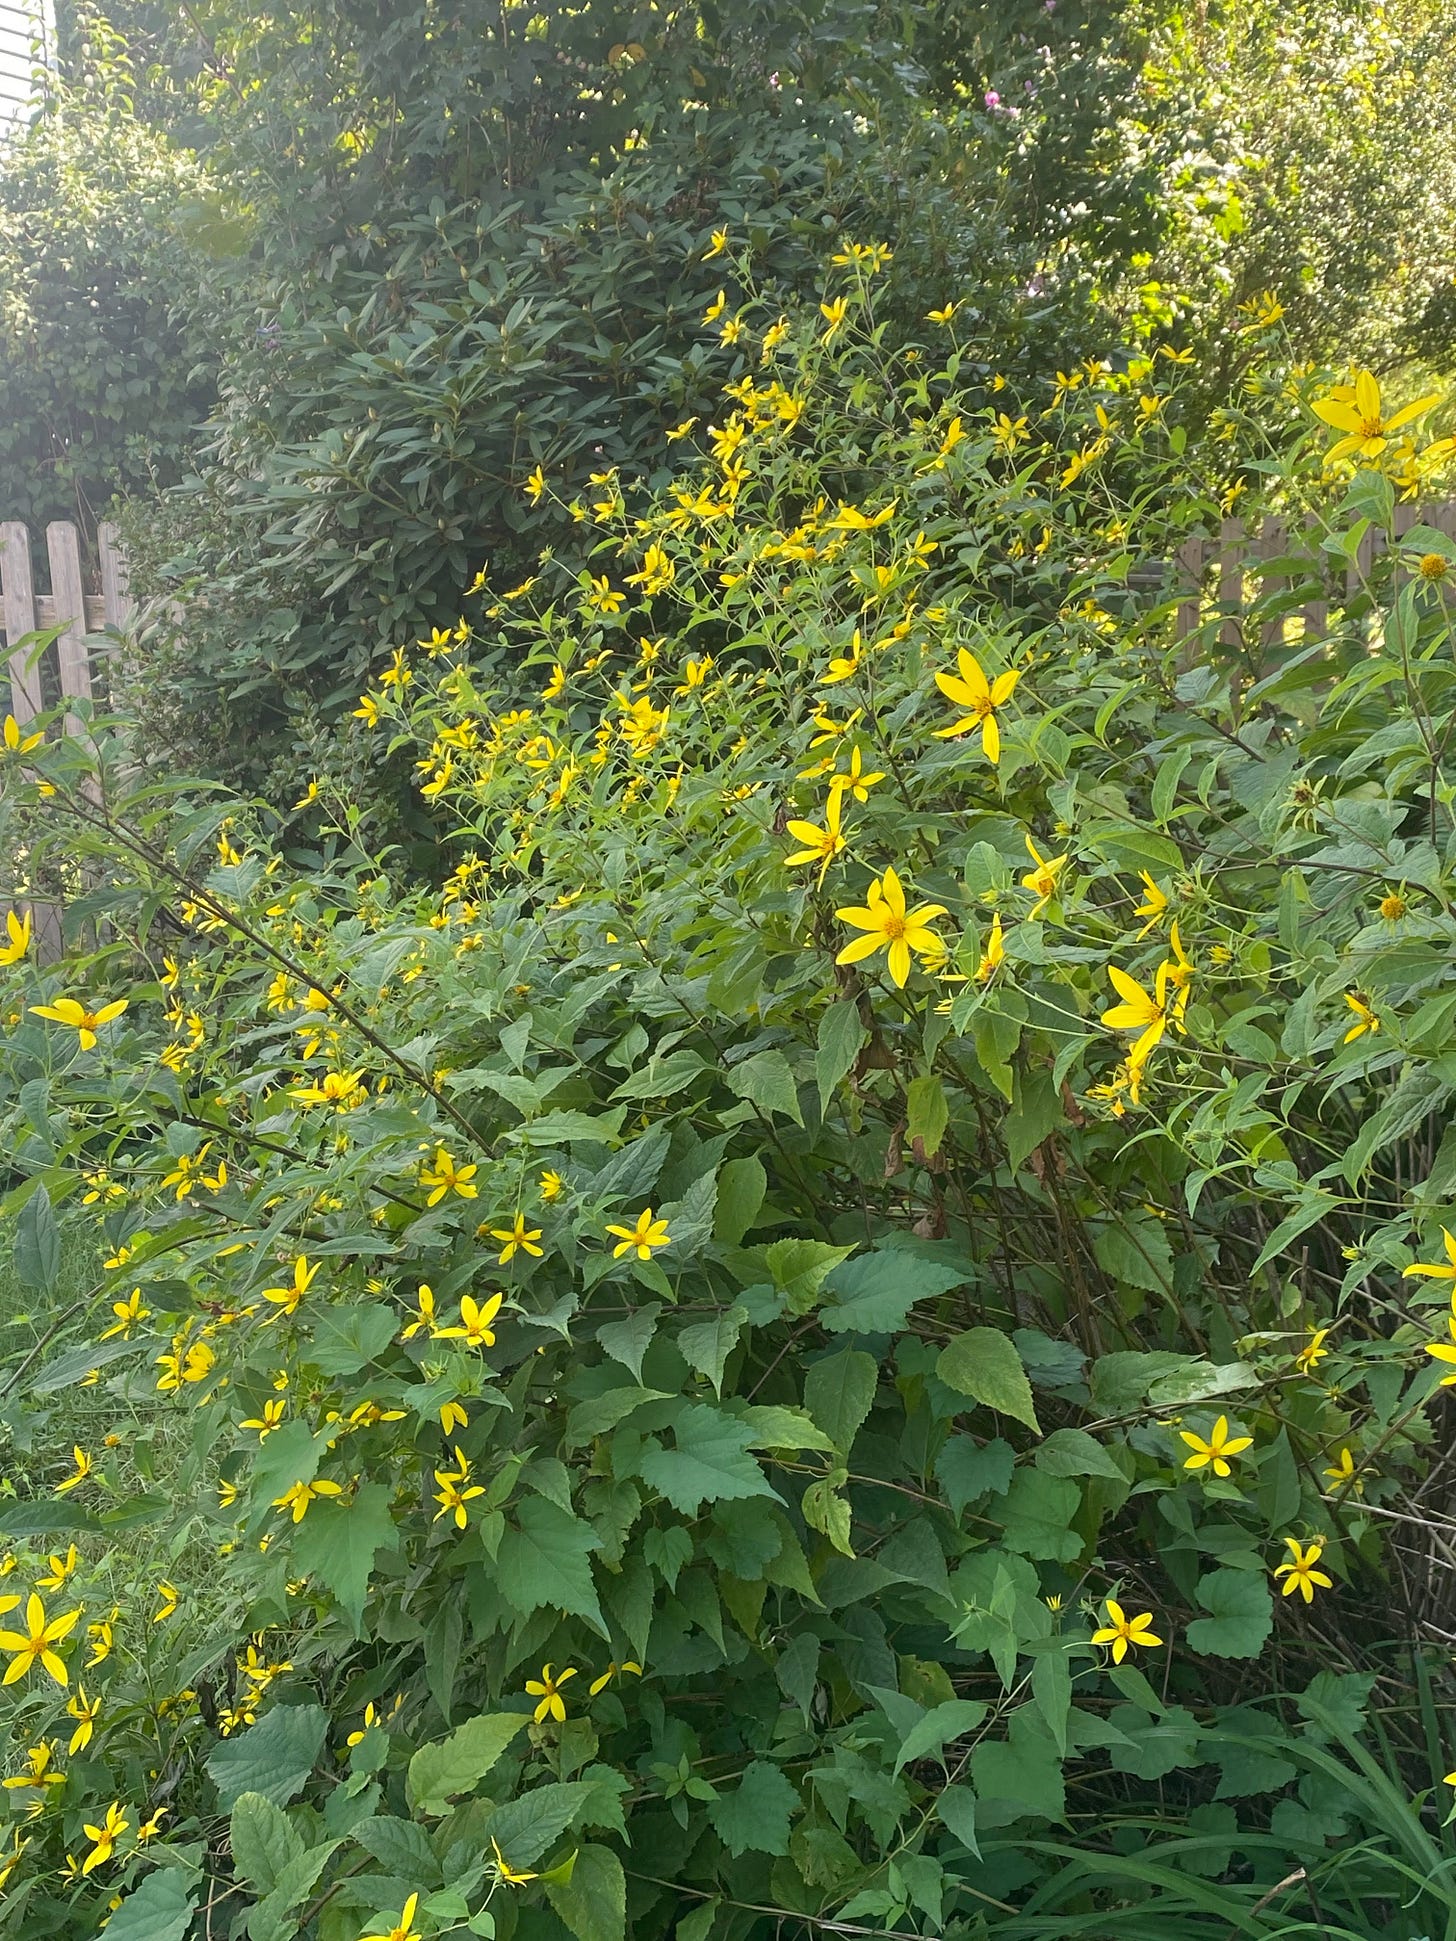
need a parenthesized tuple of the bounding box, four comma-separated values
(984, 89, 1001, 108)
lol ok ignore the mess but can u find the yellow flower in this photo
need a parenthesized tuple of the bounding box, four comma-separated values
(820, 295, 849, 342)
(439, 1399, 469, 1436)
(784, 791, 846, 884)
(539, 1168, 565, 1203)
(1418, 552, 1448, 582)
(263, 1254, 320, 1320)
(525, 464, 546, 505)
(0, 1594, 81, 1686)
(360, 1892, 423, 1941)
(1133, 872, 1168, 938)
(1273, 1536, 1332, 1602)
(703, 227, 729, 258)
(491, 1214, 544, 1264)
(273, 1478, 345, 1523)
(606, 1207, 672, 1261)
(492, 1837, 539, 1885)
(1311, 369, 1437, 465)
(1322, 1447, 1362, 1493)
(353, 692, 382, 727)
(835, 866, 946, 988)
(400, 1284, 438, 1340)
(54, 1447, 93, 1496)
(1179, 1415, 1253, 1478)
(933, 649, 1020, 763)
(81, 1801, 129, 1875)
(1020, 837, 1066, 916)
(66, 1686, 101, 1754)
(525, 1661, 577, 1723)
(86, 1619, 113, 1667)
(1404, 1228, 1456, 1284)
(240, 1397, 287, 1441)
(1295, 1326, 1331, 1374)
(665, 417, 698, 441)
(826, 745, 885, 804)
(419, 1147, 479, 1206)
(153, 1582, 178, 1623)
(589, 1659, 643, 1695)
(927, 303, 957, 324)
(137, 1807, 167, 1843)
(1423, 1311, 1456, 1386)
(1342, 992, 1379, 1042)
(36, 1544, 78, 1591)
(1090, 1600, 1162, 1663)
(433, 1447, 486, 1529)
(436, 1293, 504, 1348)
(2, 713, 43, 753)
(703, 290, 726, 324)
(29, 995, 128, 1050)
(975, 911, 1006, 983)
(0, 909, 31, 964)
(1101, 964, 1172, 1068)
(4, 1740, 63, 1790)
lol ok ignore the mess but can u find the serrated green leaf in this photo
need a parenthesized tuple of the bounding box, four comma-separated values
(100, 1867, 197, 1941)
(407, 1713, 529, 1816)
(726, 1048, 803, 1125)
(677, 1304, 748, 1397)
(545, 1843, 626, 1941)
(230, 1792, 303, 1891)
(486, 1779, 597, 1867)
(637, 1403, 779, 1517)
(714, 1155, 766, 1246)
(906, 1073, 949, 1156)
(208, 1704, 328, 1808)
(497, 1498, 606, 1635)
(1185, 1568, 1273, 1659)
(804, 1349, 877, 1453)
(895, 1698, 987, 1773)
(821, 1249, 970, 1335)
(302, 1483, 398, 1629)
(706, 1758, 798, 1856)
(816, 998, 866, 1112)
(1034, 1427, 1124, 1478)
(937, 1328, 1040, 1432)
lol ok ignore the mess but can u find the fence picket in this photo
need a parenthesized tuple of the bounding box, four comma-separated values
(1, 522, 42, 722)
(46, 519, 92, 733)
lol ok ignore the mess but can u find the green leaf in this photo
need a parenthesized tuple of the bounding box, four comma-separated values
(816, 998, 866, 1112)
(230, 1792, 303, 1891)
(248, 1842, 340, 1941)
(352, 1815, 442, 1883)
(545, 1844, 626, 1941)
(208, 1704, 329, 1808)
(1092, 1214, 1175, 1294)
(677, 1900, 720, 1941)
(726, 1049, 803, 1125)
(707, 1758, 798, 1856)
(486, 1780, 597, 1867)
(969, 1718, 1066, 1825)
(638, 1403, 779, 1517)
(804, 1350, 878, 1454)
(999, 1471, 1081, 1561)
(308, 1303, 397, 1376)
(765, 1238, 857, 1314)
(497, 1497, 606, 1635)
(1034, 1427, 1124, 1479)
(1088, 1350, 1191, 1413)
(714, 1156, 766, 1246)
(1185, 1569, 1274, 1660)
(31, 1336, 144, 1394)
(935, 1436, 1014, 1515)
(0, 1499, 100, 1538)
(408, 1713, 528, 1816)
(303, 1483, 398, 1629)
(935, 1783, 980, 1857)
(14, 1182, 60, 1293)
(937, 1328, 1040, 1432)
(822, 1249, 970, 1335)
(611, 1049, 708, 1101)
(906, 1073, 949, 1156)
(895, 1699, 987, 1774)
(595, 1305, 660, 1381)
(677, 1305, 748, 1397)
(100, 1867, 197, 1941)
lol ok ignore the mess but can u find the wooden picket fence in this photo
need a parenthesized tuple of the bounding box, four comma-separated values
(1, 519, 133, 730)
